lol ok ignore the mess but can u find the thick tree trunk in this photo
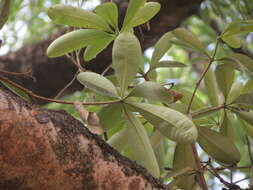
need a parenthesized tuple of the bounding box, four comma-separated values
(0, 0, 203, 98)
(0, 85, 169, 190)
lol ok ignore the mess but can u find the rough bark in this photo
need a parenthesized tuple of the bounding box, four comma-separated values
(0, 84, 168, 190)
(0, 0, 203, 98)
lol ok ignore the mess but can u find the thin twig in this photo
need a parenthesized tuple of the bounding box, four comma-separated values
(54, 70, 79, 99)
(191, 144, 209, 190)
(187, 38, 220, 114)
(101, 63, 112, 76)
(246, 136, 253, 163)
(191, 105, 225, 118)
(234, 177, 250, 184)
(0, 69, 32, 76)
(0, 75, 122, 105)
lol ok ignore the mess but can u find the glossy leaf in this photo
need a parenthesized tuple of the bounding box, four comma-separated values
(107, 128, 129, 151)
(128, 2, 161, 28)
(150, 130, 164, 149)
(112, 32, 142, 95)
(83, 35, 114, 61)
(128, 81, 174, 103)
(48, 4, 111, 31)
(94, 2, 118, 29)
(126, 102, 198, 142)
(124, 109, 160, 177)
(178, 89, 206, 110)
(242, 79, 253, 94)
(77, 72, 119, 98)
(0, 0, 10, 29)
(154, 142, 165, 173)
(230, 53, 253, 72)
(204, 69, 219, 106)
(151, 32, 173, 66)
(191, 107, 220, 119)
(220, 111, 234, 141)
(227, 81, 243, 104)
(215, 64, 235, 99)
(222, 35, 241, 48)
(233, 93, 253, 108)
(222, 20, 253, 37)
(239, 119, 253, 139)
(155, 61, 187, 68)
(197, 127, 240, 165)
(0, 80, 30, 101)
(173, 143, 197, 190)
(98, 104, 123, 130)
(218, 57, 243, 72)
(47, 29, 112, 57)
(172, 28, 207, 55)
(122, 0, 146, 31)
(232, 109, 253, 126)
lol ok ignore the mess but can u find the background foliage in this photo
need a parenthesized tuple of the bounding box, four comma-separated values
(1, 0, 253, 189)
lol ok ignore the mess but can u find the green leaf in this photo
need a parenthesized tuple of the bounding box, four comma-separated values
(124, 108, 160, 177)
(204, 69, 219, 106)
(215, 64, 235, 99)
(177, 89, 206, 111)
(173, 143, 197, 190)
(172, 28, 207, 55)
(150, 130, 164, 149)
(220, 111, 234, 141)
(94, 2, 118, 29)
(150, 32, 173, 66)
(218, 57, 243, 72)
(233, 93, 253, 109)
(126, 102, 198, 142)
(98, 104, 123, 131)
(77, 72, 119, 98)
(0, 80, 30, 101)
(155, 61, 187, 68)
(154, 141, 165, 173)
(121, 0, 146, 31)
(232, 109, 253, 126)
(222, 20, 253, 37)
(128, 2, 161, 28)
(242, 79, 253, 94)
(47, 29, 113, 58)
(222, 35, 241, 48)
(83, 34, 114, 61)
(239, 119, 253, 139)
(112, 32, 142, 95)
(192, 107, 220, 119)
(197, 127, 240, 165)
(227, 81, 243, 104)
(107, 128, 129, 152)
(48, 4, 111, 31)
(230, 53, 253, 72)
(0, 0, 10, 29)
(128, 81, 174, 103)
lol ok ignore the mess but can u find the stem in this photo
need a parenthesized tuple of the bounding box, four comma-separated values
(191, 105, 225, 118)
(0, 75, 122, 105)
(191, 144, 209, 190)
(187, 38, 220, 114)
(0, 69, 32, 76)
(188, 39, 220, 190)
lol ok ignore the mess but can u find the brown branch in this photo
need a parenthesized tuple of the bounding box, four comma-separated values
(191, 144, 209, 190)
(0, 75, 122, 105)
(0, 85, 169, 190)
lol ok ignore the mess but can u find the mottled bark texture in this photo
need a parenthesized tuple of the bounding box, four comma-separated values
(0, 0, 203, 98)
(0, 85, 168, 190)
